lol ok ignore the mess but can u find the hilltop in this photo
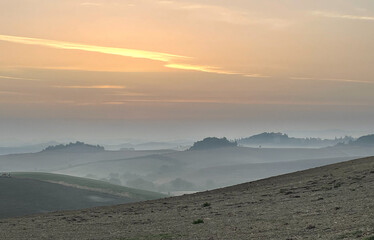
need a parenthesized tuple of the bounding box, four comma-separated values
(189, 137, 237, 151)
(238, 132, 353, 148)
(0, 141, 59, 155)
(344, 134, 374, 147)
(42, 141, 105, 153)
(2, 157, 374, 239)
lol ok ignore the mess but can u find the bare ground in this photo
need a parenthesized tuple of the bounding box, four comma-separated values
(1, 157, 374, 240)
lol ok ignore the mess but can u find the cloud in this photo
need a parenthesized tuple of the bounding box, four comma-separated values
(103, 99, 223, 104)
(0, 75, 41, 81)
(80, 2, 102, 6)
(312, 11, 374, 21)
(0, 34, 187, 62)
(164, 63, 239, 75)
(0, 34, 266, 76)
(0, 90, 26, 96)
(244, 74, 271, 78)
(109, 92, 147, 97)
(55, 85, 126, 89)
(290, 76, 374, 84)
(166, 64, 269, 77)
(157, 1, 291, 29)
(101, 98, 373, 107)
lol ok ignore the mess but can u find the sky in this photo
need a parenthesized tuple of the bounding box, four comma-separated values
(0, 0, 374, 144)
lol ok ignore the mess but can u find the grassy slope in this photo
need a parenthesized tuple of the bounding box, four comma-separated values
(0, 177, 134, 219)
(12, 172, 166, 201)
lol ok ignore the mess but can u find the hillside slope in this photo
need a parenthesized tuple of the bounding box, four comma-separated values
(0, 173, 165, 219)
(1, 156, 374, 239)
(12, 172, 165, 200)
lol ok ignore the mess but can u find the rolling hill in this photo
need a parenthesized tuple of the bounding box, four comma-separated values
(2, 138, 374, 194)
(188, 137, 237, 151)
(0, 141, 59, 155)
(238, 132, 354, 148)
(1, 156, 374, 239)
(55, 145, 374, 193)
(0, 173, 165, 219)
(0, 147, 176, 172)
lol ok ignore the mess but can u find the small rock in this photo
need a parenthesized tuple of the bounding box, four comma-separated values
(306, 225, 316, 230)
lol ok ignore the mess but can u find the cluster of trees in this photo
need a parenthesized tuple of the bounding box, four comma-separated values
(336, 134, 374, 147)
(238, 132, 354, 147)
(189, 137, 237, 151)
(43, 141, 105, 152)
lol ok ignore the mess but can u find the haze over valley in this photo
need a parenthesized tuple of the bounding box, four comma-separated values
(2, 133, 374, 197)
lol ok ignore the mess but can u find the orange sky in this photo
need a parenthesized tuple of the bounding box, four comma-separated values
(0, 0, 374, 141)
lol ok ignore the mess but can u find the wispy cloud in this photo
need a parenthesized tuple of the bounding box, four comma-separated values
(109, 92, 147, 97)
(157, 0, 291, 29)
(101, 98, 373, 107)
(164, 63, 239, 75)
(312, 11, 374, 21)
(103, 99, 223, 104)
(0, 90, 26, 96)
(55, 85, 126, 89)
(0, 34, 266, 76)
(244, 74, 271, 78)
(166, 64, 269, 77)
(80, 2, 102, 6)
(0, 34, 187, 62)
(290, 76, 374, 84)
(0, 75, 41, 81)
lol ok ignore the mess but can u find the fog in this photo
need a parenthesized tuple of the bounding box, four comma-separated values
(0, 117, 371, 147)
(1, 137, 374, 195)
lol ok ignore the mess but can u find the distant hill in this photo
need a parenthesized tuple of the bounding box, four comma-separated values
(335, 134, 374, 147)
(238, 132, 353, 148)
(56, 142, 374, 193)
(0, 172, 165, 219)
(42, 141, 105, 153)
(352, 134, 374, 146)
(104, 141, 192, 151)
(0, 141, 59, 155)
(188, 137, 237, 151)
(0, 148, 177, 173)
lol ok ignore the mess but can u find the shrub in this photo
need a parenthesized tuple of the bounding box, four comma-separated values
(192, 219, 204, 224)
(202, 202, 211, 207)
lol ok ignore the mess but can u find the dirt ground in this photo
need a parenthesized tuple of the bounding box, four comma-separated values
(1, 157, 374, 240)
